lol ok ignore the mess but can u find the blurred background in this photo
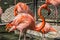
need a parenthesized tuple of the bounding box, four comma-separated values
(0, 0, 60, 40)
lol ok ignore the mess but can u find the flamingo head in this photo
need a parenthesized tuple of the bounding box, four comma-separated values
(48, 10, 51, 15)
(6, 22, 13, 31)
(47, 8, 51, 16)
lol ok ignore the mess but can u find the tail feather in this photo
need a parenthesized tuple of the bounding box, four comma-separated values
(50, 27, 57, 32)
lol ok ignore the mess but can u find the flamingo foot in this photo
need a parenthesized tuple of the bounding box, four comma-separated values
(18, 32, 22, 40)
(42, 34, 46, 40)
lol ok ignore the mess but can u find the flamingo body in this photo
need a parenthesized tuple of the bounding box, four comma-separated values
(46, 0, 60, 6)
(36, 23, 56, 34)
(45, 0, 60, 19)
(6, 13, 35, 32)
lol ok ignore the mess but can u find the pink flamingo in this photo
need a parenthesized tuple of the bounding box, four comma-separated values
(6, 13, 35, 40)
(6, 2, 35, 31)
(35, 4, 57, 40)
(6, 2, 35, 35)
(45, 0, 60, 25)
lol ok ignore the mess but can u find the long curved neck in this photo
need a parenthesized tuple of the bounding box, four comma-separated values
(38, 6, 45, 28)
(34, 4, 46, 31)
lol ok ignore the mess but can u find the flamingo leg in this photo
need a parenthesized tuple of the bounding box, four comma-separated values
(42, 34, 46, 40)
(18, 30, 26, 40)
(23, 30, 27, 40)
(18, 32, 22, 40)
(23, 33, 26, 40)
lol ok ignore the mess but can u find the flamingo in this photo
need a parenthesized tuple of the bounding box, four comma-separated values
(6, 13, 35, 40)
(14, 2, 34, 18)
(34, 4, 57, 40)
(45, 0, 60, 25)
(6, 2, 35, 40)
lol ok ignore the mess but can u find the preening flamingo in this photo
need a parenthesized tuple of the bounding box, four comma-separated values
(6, 13, 35, 40)
(6, 2, 35, 40)
(14, 2, 34, 18)
(45, 0, 60, 25)
(6, 2, 35, 30)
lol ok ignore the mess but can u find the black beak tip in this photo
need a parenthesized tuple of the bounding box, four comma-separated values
(48, 12, 51, 16)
